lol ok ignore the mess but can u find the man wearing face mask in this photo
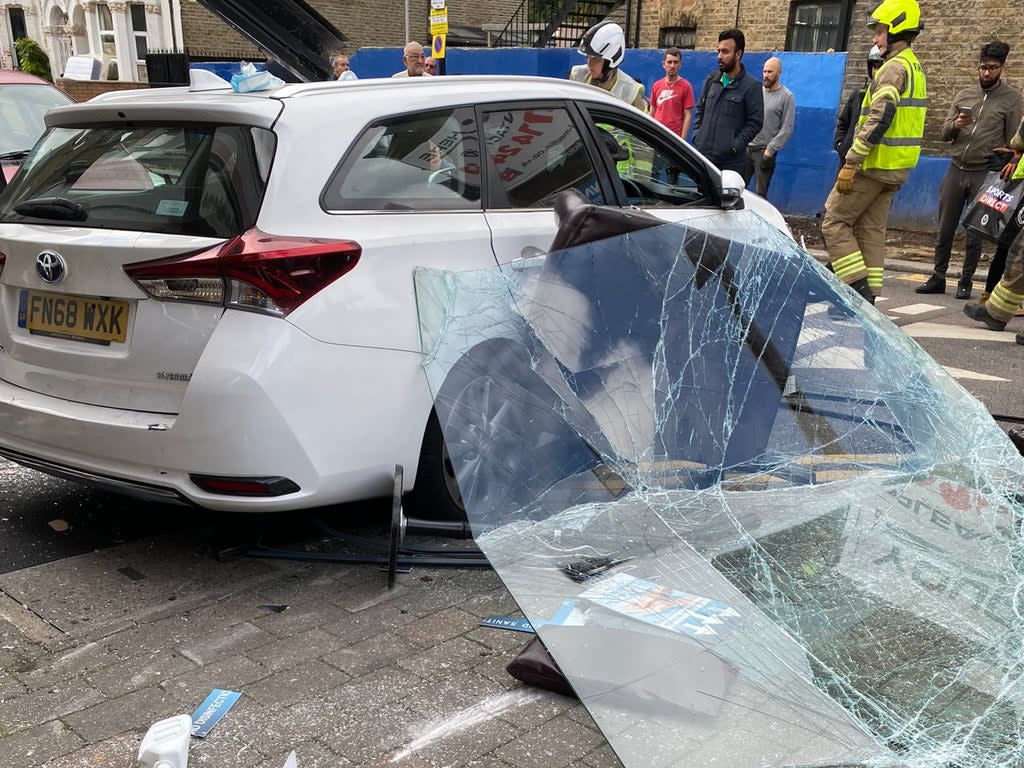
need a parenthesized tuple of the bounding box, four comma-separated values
(917, 40, 1023, 298)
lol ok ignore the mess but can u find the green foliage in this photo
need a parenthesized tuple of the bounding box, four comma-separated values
(14, 38, 53, 82)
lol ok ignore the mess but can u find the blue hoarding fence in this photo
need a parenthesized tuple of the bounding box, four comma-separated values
(198, 49, 941, 230)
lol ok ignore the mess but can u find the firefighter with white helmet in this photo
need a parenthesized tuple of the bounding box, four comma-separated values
(568, 22, 647, 111)
(821, 0, 927, 304)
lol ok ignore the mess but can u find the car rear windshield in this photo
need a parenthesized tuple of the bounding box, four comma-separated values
(0, 123, 275, 238)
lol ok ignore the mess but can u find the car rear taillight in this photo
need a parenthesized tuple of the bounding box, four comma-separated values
(189, 474, 300, 497)
(123, 229, 361, 317)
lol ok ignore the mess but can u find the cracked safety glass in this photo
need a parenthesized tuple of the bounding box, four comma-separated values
(415, 202, 1024, 768)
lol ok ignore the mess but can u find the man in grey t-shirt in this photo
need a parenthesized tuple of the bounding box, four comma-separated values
(745, 57, 795, 197)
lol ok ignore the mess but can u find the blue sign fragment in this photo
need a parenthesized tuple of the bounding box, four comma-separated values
(190, 688, 241, 737)
(479, 615, 535, 633)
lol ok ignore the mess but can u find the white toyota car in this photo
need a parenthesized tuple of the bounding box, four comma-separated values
(0, 75, 791, 518)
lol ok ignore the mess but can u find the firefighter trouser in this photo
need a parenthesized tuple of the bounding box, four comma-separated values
(821, 171, 901, 297)
(982, 227, 1024, 323)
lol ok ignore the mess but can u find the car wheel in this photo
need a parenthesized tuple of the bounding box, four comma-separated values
(406, 408, 466, 522)
(409, 343, 597, 526)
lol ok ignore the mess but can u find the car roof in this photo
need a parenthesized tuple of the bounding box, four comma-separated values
(46, 75, 640, 128)
(0, 70, 58, 85)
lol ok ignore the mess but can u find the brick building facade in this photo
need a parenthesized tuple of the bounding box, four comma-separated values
(180, 0, 522, 62)
(0, 0, 183, 82)
(644, 0, 1024, 154)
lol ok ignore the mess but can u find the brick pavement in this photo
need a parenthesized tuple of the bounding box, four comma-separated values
(0, 252, 968, 768)
(0, 535, 622, 768)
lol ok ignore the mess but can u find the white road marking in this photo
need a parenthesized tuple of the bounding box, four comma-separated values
(942, 366, 1010, 382)
(794, 346, 864, 369)
(888, 302, 944, 316)
(902, 322, 1019, 342)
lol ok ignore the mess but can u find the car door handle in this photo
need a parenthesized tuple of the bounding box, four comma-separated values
(518, 246, 546, 260)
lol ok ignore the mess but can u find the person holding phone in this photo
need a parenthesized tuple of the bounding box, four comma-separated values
(917, 40, 1024, 297)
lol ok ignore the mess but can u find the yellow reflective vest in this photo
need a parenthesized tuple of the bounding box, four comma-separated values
(856, 48, 927, 171)
(569, 66, 647, 111)
(1013, 156, 1024, 181)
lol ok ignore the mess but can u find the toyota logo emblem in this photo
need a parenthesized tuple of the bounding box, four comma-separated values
(35, 251, 67, 284)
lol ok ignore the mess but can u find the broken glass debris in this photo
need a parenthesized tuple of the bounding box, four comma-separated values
(415, 206, 1024, 768)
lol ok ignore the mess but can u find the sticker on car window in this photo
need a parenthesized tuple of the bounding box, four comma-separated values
(156, 200, 189, 217)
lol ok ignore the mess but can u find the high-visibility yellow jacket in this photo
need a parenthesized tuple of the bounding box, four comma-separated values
(569, 66, 647, 112)
(1011, 116, 1024, 180)
(849, 45, 927, 173)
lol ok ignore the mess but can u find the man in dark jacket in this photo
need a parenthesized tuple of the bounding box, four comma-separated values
(693, 28, 764, 175)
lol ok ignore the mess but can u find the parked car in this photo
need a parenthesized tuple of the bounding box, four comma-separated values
(0, 75, 791, 517)
(0, 70, 73, 185)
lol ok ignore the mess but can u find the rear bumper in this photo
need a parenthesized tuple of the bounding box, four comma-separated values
(0, 312, 433, 512)
(0, 443, 191, 505)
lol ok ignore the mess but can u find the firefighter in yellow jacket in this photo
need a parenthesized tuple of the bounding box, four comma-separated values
(821, 0, 927, 304)
(963, 114, 1024, 346)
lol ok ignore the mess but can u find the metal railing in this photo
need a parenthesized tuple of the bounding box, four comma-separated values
(494, 0, 629, 49)
(145, 49, 190, 87)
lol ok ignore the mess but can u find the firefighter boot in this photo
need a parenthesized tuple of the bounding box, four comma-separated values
(850, 277, 876, 304)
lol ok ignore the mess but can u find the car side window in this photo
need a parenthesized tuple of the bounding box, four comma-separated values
(587, 111, 709, 208)
(323, 107, 481, 211)
(482, 107, 605, 208)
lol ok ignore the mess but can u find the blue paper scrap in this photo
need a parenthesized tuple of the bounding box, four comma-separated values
(190, 688, 241, 737)
(479, 615, 535, 633)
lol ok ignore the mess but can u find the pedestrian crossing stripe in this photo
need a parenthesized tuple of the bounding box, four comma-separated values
(940, 366, 1009, 382)
(888, 302, 944, 315)
(794, 306, 1009, 382)
(902, 322, 1019, 342)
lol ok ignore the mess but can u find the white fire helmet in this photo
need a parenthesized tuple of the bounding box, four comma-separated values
(579, 22, 626, 69)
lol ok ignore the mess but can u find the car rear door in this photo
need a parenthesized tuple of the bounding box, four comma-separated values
(480, 100, 731, 268)
(279, 103, 497, 353)
(479, 101, 615, 267)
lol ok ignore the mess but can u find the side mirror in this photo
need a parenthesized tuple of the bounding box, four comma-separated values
(719, 169, 745, 210)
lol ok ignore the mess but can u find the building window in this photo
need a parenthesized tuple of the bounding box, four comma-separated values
(659, 26, 697, 50)
(97, 3, 118, 77)
(7, 7, 27, 66)
(786, 1, 845, 52)
(130, 3, 148, 80)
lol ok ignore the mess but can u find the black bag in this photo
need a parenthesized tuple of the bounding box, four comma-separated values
(963, 172, 1024, 243)
(505, 636, 576, 697)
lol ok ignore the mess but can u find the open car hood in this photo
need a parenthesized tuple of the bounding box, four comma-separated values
(415, 193, 1024, 768)
(196, 0, 346, 82)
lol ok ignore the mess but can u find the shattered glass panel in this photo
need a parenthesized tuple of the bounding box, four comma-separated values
(415, 211, 1024, 768)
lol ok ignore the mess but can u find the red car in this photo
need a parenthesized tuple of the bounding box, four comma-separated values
(0, 70, 73, 185)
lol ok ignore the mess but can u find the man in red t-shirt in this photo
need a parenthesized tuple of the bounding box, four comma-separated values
(651, 47, 695, 138)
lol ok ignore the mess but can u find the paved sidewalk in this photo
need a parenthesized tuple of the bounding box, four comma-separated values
(0, 534, 617, 768)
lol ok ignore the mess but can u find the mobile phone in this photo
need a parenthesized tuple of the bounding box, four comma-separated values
(959, 106, 973, 117)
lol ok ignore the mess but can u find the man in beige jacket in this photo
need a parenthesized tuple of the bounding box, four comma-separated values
(917, 40, 1024, 298)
